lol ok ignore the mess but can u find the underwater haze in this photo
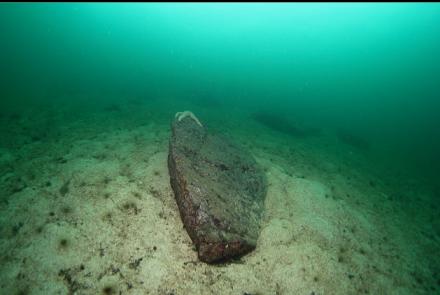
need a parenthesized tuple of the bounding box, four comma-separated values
(1, 3, 440, 294)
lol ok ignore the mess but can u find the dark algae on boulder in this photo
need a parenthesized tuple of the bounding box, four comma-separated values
(168, 111, 267, 263)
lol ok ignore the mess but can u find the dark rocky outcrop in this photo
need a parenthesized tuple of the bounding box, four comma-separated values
(168, 114, 266, 263)
(252, 112, 321, 138)
(336, 129, 370, 150)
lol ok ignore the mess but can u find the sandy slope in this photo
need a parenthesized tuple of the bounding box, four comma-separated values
(0, 101, 439, 295)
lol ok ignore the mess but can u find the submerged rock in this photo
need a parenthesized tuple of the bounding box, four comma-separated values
(252, 111, 321, 138)
(168, 112, 266, 263)
(336, 130, 370, 150)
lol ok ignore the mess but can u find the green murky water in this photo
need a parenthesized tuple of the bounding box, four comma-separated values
(1, 3, 439, 294)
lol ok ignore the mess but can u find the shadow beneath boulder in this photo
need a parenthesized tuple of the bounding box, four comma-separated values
(251, 112, 321, 138)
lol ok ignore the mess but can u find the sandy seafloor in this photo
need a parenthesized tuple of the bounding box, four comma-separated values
(0, 96, 439, 295)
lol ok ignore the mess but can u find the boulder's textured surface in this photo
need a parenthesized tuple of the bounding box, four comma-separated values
(168, 114, 267, 263)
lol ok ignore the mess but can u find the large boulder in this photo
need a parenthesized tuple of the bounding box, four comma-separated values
(168, 112, 267, 263)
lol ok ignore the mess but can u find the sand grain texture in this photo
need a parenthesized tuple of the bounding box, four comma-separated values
(0, 102, 438, 295)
